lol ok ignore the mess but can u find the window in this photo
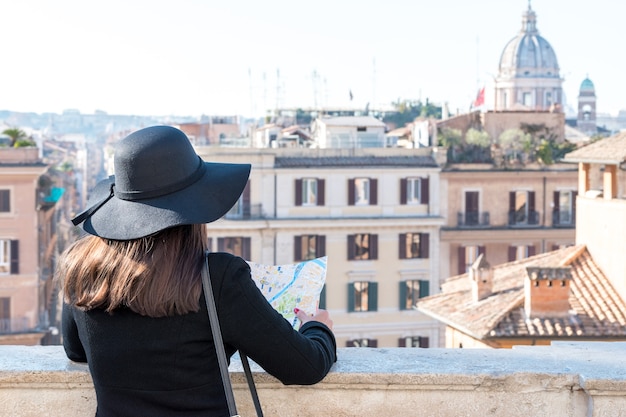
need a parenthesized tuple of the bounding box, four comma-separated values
(553, 190, 577, 226)
(0, 240, 17, 275)
(226, 181, 250, 218)
(348, 281, 378, 312)
(346, 338, 377, 347)
(523, 92, 532, 107)
(348, 234, 378, 260)
(0, 297, 9, 332)
(295, 178, 325, 206)
(509, 191, 536, 225)
(348, 178, 377, 206)
(545, 91, 552, 107)
(0, 190, 9, 213)
(294, 235, 326, 261)
(508, 245, 536, 261)
(217, 237, 251, 259)
(400, 177, 429, 205)
(398, 336, 429, 348)
(399, 279, 430, 310)
(458, 245, 485, 274)
(399, 233, 429, 259)
(463, 190, 480, 225)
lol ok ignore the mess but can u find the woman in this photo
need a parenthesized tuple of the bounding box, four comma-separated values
(59, 125, 336, 416)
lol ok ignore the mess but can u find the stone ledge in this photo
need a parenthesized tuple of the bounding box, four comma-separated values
(1, 342, 625, 417)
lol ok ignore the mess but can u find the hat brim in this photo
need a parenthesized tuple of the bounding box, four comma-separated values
(81, 161, 251, 240)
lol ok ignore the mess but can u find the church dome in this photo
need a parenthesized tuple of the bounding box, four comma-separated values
(580, 77, 595, 92)
(498, 5, 559, 79)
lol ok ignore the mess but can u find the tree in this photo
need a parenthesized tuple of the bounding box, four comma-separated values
(465, 128, 491, 147)
(2, 128, 27, 146)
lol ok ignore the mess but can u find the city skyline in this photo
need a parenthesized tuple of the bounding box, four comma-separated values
(2, 0, 625, 118)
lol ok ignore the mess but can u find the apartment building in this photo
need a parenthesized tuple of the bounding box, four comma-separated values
(196, 146, 445, 348)
(439, 163, 578, 282)
(0, 147, 50, 345)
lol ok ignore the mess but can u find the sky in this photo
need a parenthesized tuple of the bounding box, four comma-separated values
(2, 0, 626, 118)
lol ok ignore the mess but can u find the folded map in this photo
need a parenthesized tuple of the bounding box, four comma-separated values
(248, 256, 327, 328)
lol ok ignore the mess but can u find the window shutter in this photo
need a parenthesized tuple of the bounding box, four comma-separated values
(400, 178, 407, 204)
(347, 283, 355, 312)
(420, 177, 430, 205)
(528, 191, 536, 212)
(398, 337, 406, 347)
(399, 281, 407, 310)
(458, 246, 466, 274)
(419, 337, 430, 348)
(348, 179, 356, 205)
(368, 282, 378, 311)
(318, 285, 326, 310)
(419, 233, 430, 259)
(294, 236, 302, 261)
(509, 192, 516, 212)
(317, 235, 326, 257)
(528, 245, 536, 257)
(369, 179, 378, 205)
(553, 191, 560, 212)
(572, 191, 578, 221)
(0, 297, 9, 320)
(369, 234, 378, 260)
(419, 280, 430, 298)
(217, 238, 225, 252)
(347, 235, 356, 260)
(399, 234, 407, 259)
(317, 179, 325, 206)
(508, 246, 516, 262)
(242, 181, 251, 218)
(242, 237, 251, 260)
(369, 339, 378, 348)
(10, 240, 18, 274)
(478, 246, 486, 256)
(295, 179, 303, 206)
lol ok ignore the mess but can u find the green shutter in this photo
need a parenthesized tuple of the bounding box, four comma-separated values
(368, 282, 378, 312)
(419, 280, 430, 298)
(347, 283, 355, 312)
(399, 281, 407, 310)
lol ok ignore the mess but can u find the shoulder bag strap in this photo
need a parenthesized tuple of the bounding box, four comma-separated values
(202, 251, 264, 417)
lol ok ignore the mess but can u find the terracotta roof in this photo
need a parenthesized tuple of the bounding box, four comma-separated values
(563, 131, 626, 164)
(274, 155, 438, 168)
(417, 245, 626, 340)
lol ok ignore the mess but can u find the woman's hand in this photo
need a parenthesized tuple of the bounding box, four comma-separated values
(295, 308, 333, 330)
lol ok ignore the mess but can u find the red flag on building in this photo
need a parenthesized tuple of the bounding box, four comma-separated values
(473, 87, 485, 107)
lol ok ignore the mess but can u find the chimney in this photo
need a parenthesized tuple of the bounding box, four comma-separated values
(524, 267, 573, 318)
(470, 254, 493, 301)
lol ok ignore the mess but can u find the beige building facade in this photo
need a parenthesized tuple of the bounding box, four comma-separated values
(196, 146, 444, 348)
(440, 163, 578, 282)
(0, 147, 49, 345)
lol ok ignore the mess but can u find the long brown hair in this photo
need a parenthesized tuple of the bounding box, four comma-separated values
(58, 224, 207, 317)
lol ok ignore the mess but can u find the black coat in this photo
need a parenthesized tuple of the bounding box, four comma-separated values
(62, 252, 337, 417)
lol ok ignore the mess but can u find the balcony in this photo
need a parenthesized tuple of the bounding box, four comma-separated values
(457, 211, 490, 228)
(225, 203, 265, 220)
(2, 341, 625, 416)
(0, 317, 30, 334)
(508, 210, 540, 228)
(552, 209, 576, 228)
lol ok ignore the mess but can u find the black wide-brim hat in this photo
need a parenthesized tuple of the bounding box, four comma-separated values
(71, 125, 251, 240)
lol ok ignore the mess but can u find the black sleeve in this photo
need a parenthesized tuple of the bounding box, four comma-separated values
(212, 254, 337, 385)
(61, 303, 87, 363)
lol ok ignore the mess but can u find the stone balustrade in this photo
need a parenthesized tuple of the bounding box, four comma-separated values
(1, 341, 625, 417)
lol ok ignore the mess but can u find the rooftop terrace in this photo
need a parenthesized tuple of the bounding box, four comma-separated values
(2, 341, 625, 416)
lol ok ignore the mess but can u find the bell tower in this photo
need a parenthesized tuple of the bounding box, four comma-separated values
(577, 77, 597, 135)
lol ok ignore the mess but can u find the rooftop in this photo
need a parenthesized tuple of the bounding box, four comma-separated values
(563, 131, 626, 164)
(417, 245, 626, 340)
